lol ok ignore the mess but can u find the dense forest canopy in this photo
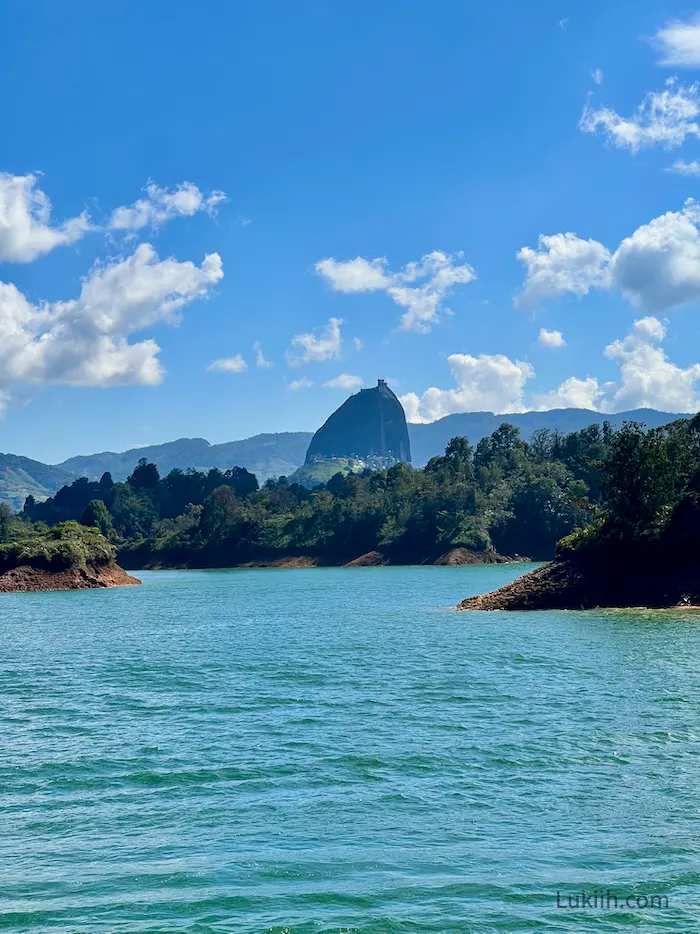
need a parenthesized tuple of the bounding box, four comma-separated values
(12, 419, 623, 565)
(10, 415, 697, 568)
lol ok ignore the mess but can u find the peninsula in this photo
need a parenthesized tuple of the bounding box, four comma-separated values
(0, 522, 140, 593)
(459, 416, 700, 611)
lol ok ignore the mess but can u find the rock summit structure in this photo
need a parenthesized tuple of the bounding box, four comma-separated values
(305, 380, 412, 467)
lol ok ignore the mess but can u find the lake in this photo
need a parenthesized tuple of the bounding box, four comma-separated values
(2, 564, 700, 932)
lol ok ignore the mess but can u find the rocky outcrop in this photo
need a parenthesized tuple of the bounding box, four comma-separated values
(305, 379, 411, 465)
(434, 548, 528, 566)
(237, 556, 321, 569)
(457, 555, 700, 611)
(0, 563, 141, 593)
(344, 551, 389, 567)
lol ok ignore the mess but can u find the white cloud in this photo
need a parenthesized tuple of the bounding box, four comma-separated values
(0, 172, 91, 263)
(602, 316, 700, 411)
(537, 317, 700, 414)
(353, 337, 364, 351)
(207, 354, 247, 373)
(323, 373, 363, 390)
(591, 68, 604, 85)
(534, 376, 606, 411)
(516, 233, 610, 307)
(286, 316, 343, 366)
(517, 199, 700, 314)
(654, 14, 700, 68)
(538, 328, 567, 348)
(608, 201, 700, 312)
(315, 256, 390, 292)
(108, 182, 226, 231)
(315, 250, 476, 333)
(666, 159, 700, 175)
(399, 353, 535, 423)
(287, 377, 314, 391)
(0, 243, 222, 394)
(579, 80, 700, 152)
(253, 340, 274, 369)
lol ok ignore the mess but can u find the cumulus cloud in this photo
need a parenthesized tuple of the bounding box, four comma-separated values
(108, 182, 226, 231)
(316, 250, 475, 333)
(314, 257, 390, 292)
(591, 68, 604, 85)
(579, 80, 700, 152)
(0, 243, 222, 395)
(207, 354, 247, 373)
(253, 340, 274, 369)
(399, 353, 535, 423)
(402, 317, 700, 421)
(608, 201, 700, 312)
(0, 172, 91, 263)
(287, 377, 314, 391)
(654, 14, 700, 68)
(537, 317, 700, 413)
(286, 317, 343, 367)
(517, 199, 700, 314)
(516, 233, 610, 307)
(323, 373, 363, 390)
(534, 376, 606, 411)
(602, 316, 700, 411)
(666, 158, 700, 175)
(538, 328, 566, 348)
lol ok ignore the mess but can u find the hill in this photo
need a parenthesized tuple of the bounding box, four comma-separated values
(0, 455, 77, 512)
(306, 380, 411, 464)
(407, 408, 689, 466)
(57, 432, 313, 484)
(0, 408, 691, 512)
(459, 415, 700, 610)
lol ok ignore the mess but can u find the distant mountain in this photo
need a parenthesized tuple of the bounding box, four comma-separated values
(57, 432, 314, 484)
(407, 408, 690, 466)
(58, 408, 691, 484)
(0, 455, 76, 512)
(0, 408, 688, 512)
(306, 379, 412, 464)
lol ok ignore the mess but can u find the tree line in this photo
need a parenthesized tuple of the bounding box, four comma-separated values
(13, 419, 636, 566)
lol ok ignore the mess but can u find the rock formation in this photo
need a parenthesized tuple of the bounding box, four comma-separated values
(305, 380, 412, 466)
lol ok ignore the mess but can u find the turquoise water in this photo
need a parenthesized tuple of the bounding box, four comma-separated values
(2, 565, 700, 932)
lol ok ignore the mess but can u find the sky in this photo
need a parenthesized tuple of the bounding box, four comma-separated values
(4, 0, 700, 463)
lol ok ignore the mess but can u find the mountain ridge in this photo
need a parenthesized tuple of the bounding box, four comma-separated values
(0, 408, 691, 510)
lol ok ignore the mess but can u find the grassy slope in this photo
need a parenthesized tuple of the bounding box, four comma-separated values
(0, 455, 77, 512)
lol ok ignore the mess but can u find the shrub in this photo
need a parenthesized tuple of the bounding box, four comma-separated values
(0, 521, 115, 573)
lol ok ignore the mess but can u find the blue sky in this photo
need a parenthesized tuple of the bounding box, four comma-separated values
(3, 0, 700, 462)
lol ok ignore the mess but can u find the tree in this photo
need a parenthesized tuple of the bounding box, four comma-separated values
(0, 503, 13, 543)
(201, 485, 241, 539)
(80, 499, 115, 539)
(128, 459, 160, 491)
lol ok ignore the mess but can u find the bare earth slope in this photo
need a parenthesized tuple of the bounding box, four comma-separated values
(0, 563, 141, 593)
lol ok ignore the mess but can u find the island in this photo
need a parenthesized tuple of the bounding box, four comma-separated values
(0, 521, 140, 593)
(459, 416, 700, 611)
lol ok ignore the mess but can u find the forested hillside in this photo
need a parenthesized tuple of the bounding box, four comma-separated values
(21, 419, 643, 567)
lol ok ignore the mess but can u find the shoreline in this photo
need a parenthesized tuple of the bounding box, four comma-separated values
(457, 556, 700, 612)
(125, 547, 531, 572)
(0, 563, 141, 593)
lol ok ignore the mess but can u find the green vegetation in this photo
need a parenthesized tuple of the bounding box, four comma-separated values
(0, 521, 115, 573)
(0, 454, 76, 512)
(459, 414, 700, 610)
(56, 433, 314, 484)
(18, 420, 633, 567)
(16, 415, 698, 571)
(558, 415, 700, 561)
